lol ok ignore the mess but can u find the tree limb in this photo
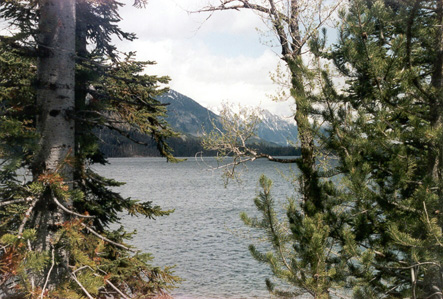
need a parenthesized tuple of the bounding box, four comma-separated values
(18, 198, 38, 235)
(68, 269, 94, 299)
(0, 197, 31, 207)
(40, 248, 55, 299)
(81, 223, 135, 252)
(52, 196, 95, 219)
(105, 279, 130, 299)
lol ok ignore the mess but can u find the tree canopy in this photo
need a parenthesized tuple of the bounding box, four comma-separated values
(0, 0, 179, 298)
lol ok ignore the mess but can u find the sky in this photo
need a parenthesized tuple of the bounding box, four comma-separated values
(115, 0, 295, 117)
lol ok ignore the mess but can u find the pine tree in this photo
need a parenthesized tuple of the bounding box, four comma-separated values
(198, 1, 345, 297)
(201, 0, 442, 298)
(0, 0, 179, 298)
(241, 175, 342, 298)
(312, 0, 443, 297)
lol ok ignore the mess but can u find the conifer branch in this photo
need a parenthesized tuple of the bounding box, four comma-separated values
(423, 201, 443, 247)
(68, 270, 94, 299)
(52, 196, 95, 219)
(80, 223, 135, 252)
(40, 248, 55, 299)
(266, 198, 293, 273)
(105, 279, 130, 299)
(0, 197, 30, 207)
(102, 123, 149, 146)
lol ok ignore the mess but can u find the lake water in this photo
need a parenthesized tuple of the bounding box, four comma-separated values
(94, 157, 299, 299)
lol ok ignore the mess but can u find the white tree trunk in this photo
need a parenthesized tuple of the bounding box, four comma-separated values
(35, 0, 76, 191)
(30, 0, 76, 289)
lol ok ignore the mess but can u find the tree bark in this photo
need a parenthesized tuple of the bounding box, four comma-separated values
(30, 0, 76, 289)
(429, 0, 443, 185)
(34, 0, 76, 184)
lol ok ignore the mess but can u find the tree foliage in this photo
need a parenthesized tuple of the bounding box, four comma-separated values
(199, 0, 344, 296)
(0, 0, 179, 298)
(202, 0, 443, 298)
(316, 0, 443, 297)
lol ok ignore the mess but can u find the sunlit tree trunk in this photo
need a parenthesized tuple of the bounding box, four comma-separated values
(34, 0, 75, 180)
(31, 0, 76, 288)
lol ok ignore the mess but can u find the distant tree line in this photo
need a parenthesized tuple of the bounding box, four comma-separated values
(98, 127, 301, 157)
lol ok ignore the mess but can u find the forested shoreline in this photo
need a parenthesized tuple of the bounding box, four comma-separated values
(98, 127, 301, 158)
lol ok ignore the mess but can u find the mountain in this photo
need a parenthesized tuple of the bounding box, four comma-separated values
(98, 90, 300, 157)
(257, 109, 298, 146)
(157, 90, 219, 137)
(158, 90, 298, 146)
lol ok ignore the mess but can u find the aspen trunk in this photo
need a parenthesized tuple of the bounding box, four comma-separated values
(31, 0, 76, 288)
(34, 0, 76, 182)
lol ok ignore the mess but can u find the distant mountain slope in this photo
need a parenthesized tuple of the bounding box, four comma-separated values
(257, 109, 298, 146)
(157, 90, 219, 137)
(98, 90, 300, 157)
(158, 90, 298, 146)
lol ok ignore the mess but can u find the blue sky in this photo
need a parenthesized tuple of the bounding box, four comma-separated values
(116, 0, 294, 117)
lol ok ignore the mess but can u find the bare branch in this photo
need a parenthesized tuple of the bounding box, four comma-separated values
(68, 270, 94, 299)
(105, 279, 130, 299)
(81, 223, 135, 252)
(40, 248, 55, 299)
(268, 0, 292, 57)
(256, 153, 299, 163)
(18, 198, 38, 235)
(52, 196, 95, 219)
(386, 261, 441, 270)
(0, 197, 32, 207)
(69, 265, 130, 298)
(72, 265, 92, 275)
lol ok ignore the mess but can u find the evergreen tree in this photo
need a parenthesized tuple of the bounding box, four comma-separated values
(314, 0, 443, 297)
(0, 0, 179, 298)
(241, 175, 342, 299)
(202, 0, 442, 298)
(199, 0, 345, 297)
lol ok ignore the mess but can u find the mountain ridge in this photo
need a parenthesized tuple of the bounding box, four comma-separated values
(157, 90, 298, 146)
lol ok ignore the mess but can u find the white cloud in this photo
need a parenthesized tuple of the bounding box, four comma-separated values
(116, 0, 294, 116)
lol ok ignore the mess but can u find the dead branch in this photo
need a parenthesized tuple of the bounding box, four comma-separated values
(105, 279, 130, 299)
(80, 223, 135, 252)
(68, 270, 94, 299)
(196, 0, 288, 21)
(0, 197, 32, 207)
(18, 198, 38, 235)
(40, 248, 55, 299)
(69, 264, 130, 298)
(52, 196, 95, 219)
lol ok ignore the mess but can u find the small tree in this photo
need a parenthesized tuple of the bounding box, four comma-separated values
(0, 0, 179, 297)
(241, 175, 342, 298)
(198, 0, 346, 297)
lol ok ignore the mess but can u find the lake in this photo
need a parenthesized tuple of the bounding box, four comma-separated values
(94, 157, 299, 299)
